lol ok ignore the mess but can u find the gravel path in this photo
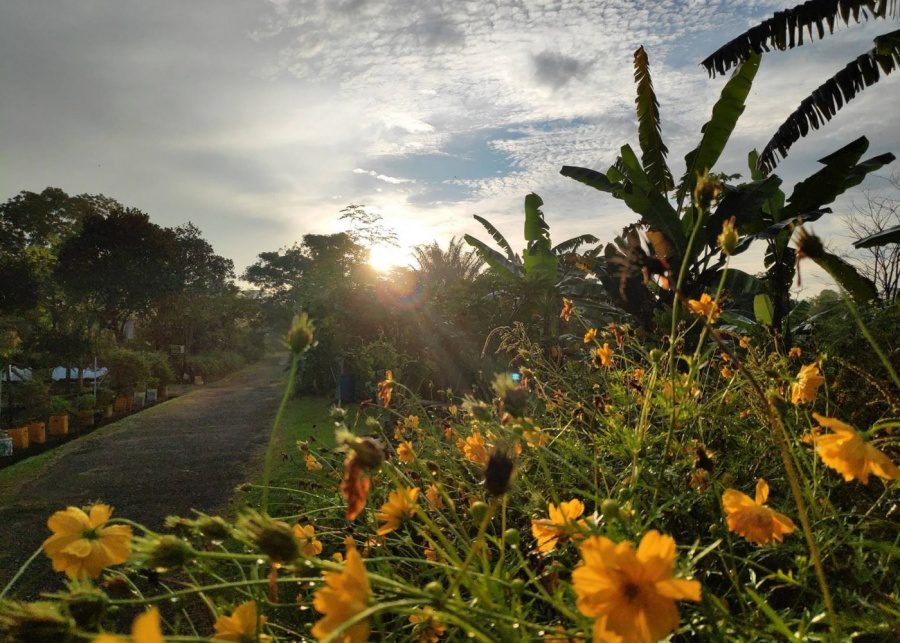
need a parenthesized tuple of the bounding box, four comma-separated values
(0, 354, 285, 597)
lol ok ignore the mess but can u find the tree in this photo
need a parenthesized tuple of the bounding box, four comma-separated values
(844, 172, 900, 299)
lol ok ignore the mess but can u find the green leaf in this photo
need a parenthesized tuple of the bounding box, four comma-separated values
(560, 166, 621, 193)
(754, 293, 774, 326)
(473, 215, 519, 263)
(523, 193, 550, 242)
(744, 588, 801, 642)
(809, 247, 879, 303)
(522, 193, 558, 284)
(633, 46, 674, 192)
(677, 53, 760, 207)
(853, 223, 900, 248)
(552, 234, 599, 255)
(463, 234, 521, 280)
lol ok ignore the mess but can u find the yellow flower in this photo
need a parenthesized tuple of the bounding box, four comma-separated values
(424, 546, 438, 562)
(43, 504, 132, 580)
(375, 487, 420, 535)
(686, 293, 721, 322)
(572, 530, 701, 643)
(633, 368, 645, 380)
(312, 542, 371, 643)
(213, 601, 270, 642)
(377, 370, 394, 408)
(425, 483, 444, 510)
(93, 608, 163, 643)
(404, 415, 420, 429)
(560, 298, 575, 321)
(305, 453, 323, 471)
(583, 328, 597, 343)
(461, 431, 489, 465)
(531, 499, 588, 553)
(293, 524, 324, 557)
(805, 413, 899, 484)
(720, 366, 733, 379)
(788, 347, 801, 359)
(397, 441, 416, 463)
(409, 607, 447, 643)
(739, 336, 751, 349)
(717, 216, 739, 255)
(524, 429, 550, 448)
(722, 479, 796, 546)
(594, 343, 614, 368)
(790, 362, 824, 405)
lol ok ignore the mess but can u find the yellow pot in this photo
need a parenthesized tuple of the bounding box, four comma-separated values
(8, 427, 29, 449)
(49, 414, 69, 436)
(27, 422, 46, 444)
(77, 409, 95, 427)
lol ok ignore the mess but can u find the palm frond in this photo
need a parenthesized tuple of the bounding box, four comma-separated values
(701, 0, 896, 77)
(552, 234, 600, 255)
(758, 30, 900, 175)
(473, 215, 518, 263)
(633, 46, 674, 192)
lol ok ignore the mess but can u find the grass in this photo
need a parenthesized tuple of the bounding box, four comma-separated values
(239, 395, 339, 514)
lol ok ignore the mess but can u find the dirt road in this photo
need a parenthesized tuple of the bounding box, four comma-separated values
(0, 354, 285, 597)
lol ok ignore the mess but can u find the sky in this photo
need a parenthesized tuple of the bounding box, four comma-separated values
(1, 0, 898, 293)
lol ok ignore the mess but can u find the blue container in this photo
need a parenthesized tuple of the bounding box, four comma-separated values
(338, 374, 355, 404)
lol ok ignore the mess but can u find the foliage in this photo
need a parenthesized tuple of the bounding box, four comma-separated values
(74, 394, 96, 411)
(105, 349, 150, 394)
(186, 351, 247, 381)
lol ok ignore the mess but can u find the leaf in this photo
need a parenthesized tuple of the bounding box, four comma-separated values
(552, 234, 600, 255)
(559, 165, 621, 192)
(758, 30, 900, 174)
(677, 53, 761, 208)
(463, 234, 522, 280)
(633, 46, 674, 192)
(754, 293, 775, 326)
(809, 247, 879, 303)
(522, 193, 558, 284)
(744, 588, 802, 642)
(709, 176, 783, 243)
(523, 193, 550, 242)
(700, 0, 895, 77)
(853, 223, 900, 248)
(473, 215, 519, 263)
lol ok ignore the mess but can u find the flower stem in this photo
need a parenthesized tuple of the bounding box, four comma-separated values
(261, 354, 298, 513)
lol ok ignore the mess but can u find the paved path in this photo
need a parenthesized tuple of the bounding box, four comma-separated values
(0, 354, 285, 597)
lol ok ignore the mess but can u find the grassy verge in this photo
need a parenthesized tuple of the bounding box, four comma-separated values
(238, 396, 339, 515)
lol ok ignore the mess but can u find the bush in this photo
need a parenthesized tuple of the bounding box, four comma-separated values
(186, 351, 247, 381)
(96, 389, 115, 408)
(75, 393, 96, 411)
(48, 396, 70, 415)
(141, 351, 176, 387)
(17, 379, 50, 423)
(105, 349, 150, 395)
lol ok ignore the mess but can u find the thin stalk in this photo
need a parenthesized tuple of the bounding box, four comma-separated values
(0, 545, 42, 599)
(844, 296, 900, 390)
(261, 354, 298, 513)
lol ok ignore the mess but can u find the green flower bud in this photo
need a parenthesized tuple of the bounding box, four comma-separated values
(143, 535, 195, 572)
(286, 312, 316, 355)
(469, 501, 490, 523)
(503, 528, 520, 547)
(600, 499, 620, 520)
(240, 510, 299, 564)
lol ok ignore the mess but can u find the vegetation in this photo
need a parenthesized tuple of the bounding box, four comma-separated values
(1, 2, 898, 642)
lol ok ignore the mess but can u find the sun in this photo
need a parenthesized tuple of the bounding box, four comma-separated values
(368, 244, 407, 272)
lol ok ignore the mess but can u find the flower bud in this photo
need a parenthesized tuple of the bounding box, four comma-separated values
(483, 446, 515, 496)
(142, 535, 195, 572)
(285, 312, 316, 355)
(469, 501, 490, 523)
(197, 515, 232, 541)
(717, 216, 739, 255)
(503, 528, 521, 547)
(0, 601, 75, 643)
(240, 510, 299, 564)
(60, 583, 108, 631)
(600, 499, 620, 520)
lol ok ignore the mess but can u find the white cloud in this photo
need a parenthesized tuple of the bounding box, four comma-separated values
(352, 168, 415, 184)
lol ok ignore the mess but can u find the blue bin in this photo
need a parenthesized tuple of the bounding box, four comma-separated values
(338, 374, 355, 403)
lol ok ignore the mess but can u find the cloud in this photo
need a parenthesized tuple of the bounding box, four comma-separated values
(531, 51, 592, 89)
(353, 168, 415, 184)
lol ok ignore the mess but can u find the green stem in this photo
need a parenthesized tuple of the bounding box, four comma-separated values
(844, 296, 900, 391)
(0, 545, 42, 599)
(261, 355, 298, 513)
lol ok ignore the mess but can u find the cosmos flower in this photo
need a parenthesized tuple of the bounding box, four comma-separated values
(790, 363, 824, 405)
(461, 431, 490, 466)
(43, 504, 132, 580)
(594, 343, 614, 368)
(375, 487, 420, 535)
(722, 479, 796, 545)
(305, 453, 324, 471)
(788, 347, 801, 359)
(377, 370, 394, 407)
(583, 328, 597, 343)
(93, 608, 163, 643)
(686, 293, 720, 322)
(572, 530, 701, 643)
(425, 484, 444, 510)
(560, 298, 575, 322)
(213, 601, 271, 642)
(312, 542, 371, 643)
(409, 607, 447, 643)
(806, 413, 899, 484)
(397, 441, 416, 463)
(531, 499, 588, 553)
(293, 524, 324, 558)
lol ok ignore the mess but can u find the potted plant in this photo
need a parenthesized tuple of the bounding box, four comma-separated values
(107, 349, 148, 414)
(143, 352, 175, 401)
(0, 431, 12, 457)
(48, 396, 70, 436)
(20, 379, 49, 445)
(145, 377, 159, 404)
(97, 389, 115, 418)
(75, 393, 96, 427)
(133, 380, 147, 409)
(6, 426, 28, 450)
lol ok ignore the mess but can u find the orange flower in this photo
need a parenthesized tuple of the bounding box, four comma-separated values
(720, 366, 733, 379)
(524, 429, 550, 448)
(531, 499, 588, 553)
(305, 453, 323, 471)
(425, 484, 444, 510)
(583, 328, 597, 343)
(312, 542, 371, 643)
(43, 504, 132, 580)
(377, 370, 394, 407)
(633, 368, 645, 380)
(722, 479, 796, 546)
(409, 607, 447, 643)
(560, 298, 575, 321)
(739, 336, 751, 349)
(805, 413, 899, 484)
(686, 293, 720, 322)
(594, 343, 614, 368)
(404, 415, 421, 430)
(93, 608, 163, 643)
(790, 363, 824, 405)
(375, 487, 420, 535)
(788, 347, 801, 358)
(340, 455, 372, 522)
(424, 547, 438, 562)
(293, 524, 324, 557)
(572, 530, 700, 643)
(461, 431, 490, 465)
(397, 441, 416, 463)
(213, 601, 271, 642)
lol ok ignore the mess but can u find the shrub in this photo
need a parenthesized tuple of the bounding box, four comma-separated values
(141, 351, 176, 387)
(75, 394, 96, 411)
(48, 396, 70, 415)
(105, 349, 150, 395)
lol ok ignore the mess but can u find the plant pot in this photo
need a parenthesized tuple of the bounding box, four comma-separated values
(1, 436, 13, 457)
(27, 422, 46, 444)
(194, 375, 204, 385)
(113, 395, 131, 414)
(77, 409, 95, 427)
(133, 391, 146, 409)
(105, 405, 114, 418)
(48, 414, 69, 436)
(159, 385, 168, 400)
(146, 388, 158, 404)
(8, 427, 29, 449)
